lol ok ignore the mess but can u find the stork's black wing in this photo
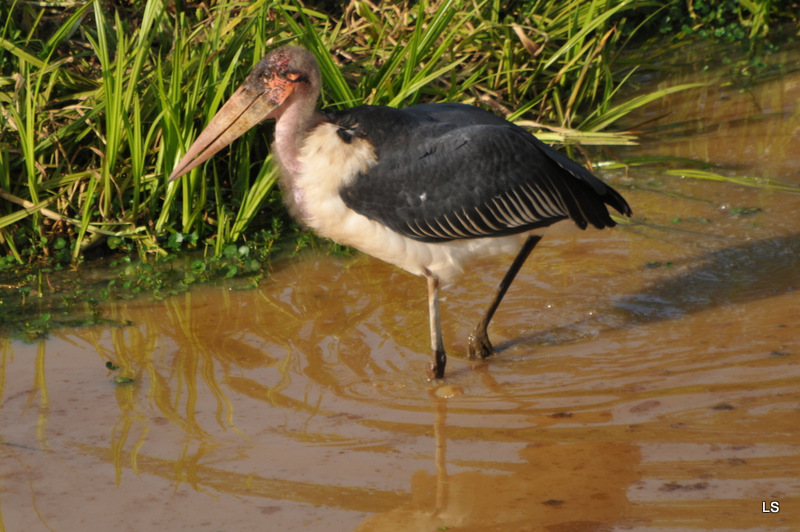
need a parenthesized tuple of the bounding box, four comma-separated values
(332, 104, 631, 243)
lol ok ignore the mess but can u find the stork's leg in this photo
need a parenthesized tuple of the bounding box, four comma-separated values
(468, 234, 543, 359)
(425, 269, 447, 379)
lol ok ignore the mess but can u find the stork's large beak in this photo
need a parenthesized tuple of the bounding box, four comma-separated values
(168, 83, 279, 182)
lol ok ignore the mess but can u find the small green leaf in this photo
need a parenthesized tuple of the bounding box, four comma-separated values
(223, 244, 238, 259)
(190, 259, 206, 275)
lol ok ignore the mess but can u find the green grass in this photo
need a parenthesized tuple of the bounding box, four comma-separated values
(0, 0, 792, 266)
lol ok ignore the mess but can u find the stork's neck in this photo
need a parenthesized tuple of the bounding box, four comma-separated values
(273, 88, 323, 178)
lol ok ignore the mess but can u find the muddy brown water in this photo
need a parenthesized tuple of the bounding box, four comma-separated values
(2, 46, 799, 531)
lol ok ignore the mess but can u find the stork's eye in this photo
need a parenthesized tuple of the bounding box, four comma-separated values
(284, 71, 305, 82)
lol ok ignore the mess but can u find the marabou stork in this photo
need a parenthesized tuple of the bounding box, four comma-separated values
(169, 46, 632, 380)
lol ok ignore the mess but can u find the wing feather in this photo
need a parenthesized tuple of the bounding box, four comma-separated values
(332, 104, 631, 243)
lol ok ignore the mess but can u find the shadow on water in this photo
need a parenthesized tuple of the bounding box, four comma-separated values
(619, 233, 800, 318)
(496, 232, 800, 353)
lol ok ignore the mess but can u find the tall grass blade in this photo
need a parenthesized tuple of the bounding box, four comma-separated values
(579, 82, 710, 132)
(665, 169, 800, 193)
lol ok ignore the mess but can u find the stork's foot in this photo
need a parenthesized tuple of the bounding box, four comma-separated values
(467, 325, 495, 359)
(428, 349, 447, 380)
